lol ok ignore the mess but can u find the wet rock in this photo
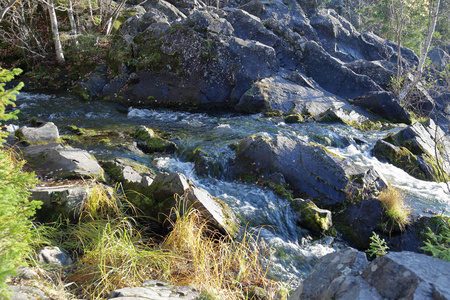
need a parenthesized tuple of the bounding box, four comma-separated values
(334, 198, 384, 249)
(135, 126, 177, 154)
(23, 143, 105, 181)
(372, 119, 450, 182)
(109, 280, 199, 299)
(37, 246, 73, 266)
(234, 134, 386, 207)
(15, 122, 60, 145)
(293, 198, 332, 234)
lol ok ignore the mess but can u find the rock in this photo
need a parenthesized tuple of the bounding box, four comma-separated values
(353, 91, 411, 123)
(135, 126, 177, 154)
(362, 252, 450, 299)
(289, 248, 371, 300)
(234, 134, 386, 207)
(290, 249, 450, 300)
(334, 198, 385, 249)
(8, 285, 50, 300)
(102, 158, 150, 184)
(15, 122, 60, 145)
(183, 186, 239, 237)
(372, 119, 450, 182)
(141, 175, 154, 187)
(23, 143, 105, 181)
(150, 172, 190, 202)
(31, 184, 91, 221)
(75, 66, 110, 99)
(109, 280, 199, 299)
(428, 46, 450, 71)
(345, 60, 396, 89)
(293, 198, 332, 234)
(235, 75, 365, 120)
(37, 246, 73, 266)
(16, 267, 38, 280)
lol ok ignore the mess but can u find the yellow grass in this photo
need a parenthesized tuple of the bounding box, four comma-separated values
(378, 186, 411, 231)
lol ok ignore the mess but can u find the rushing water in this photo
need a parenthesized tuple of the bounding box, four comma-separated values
(13, 91, 450, 283)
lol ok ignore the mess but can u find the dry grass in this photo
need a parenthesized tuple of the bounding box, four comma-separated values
(56, 188, 283, 299)
(378, 186, 411, 231)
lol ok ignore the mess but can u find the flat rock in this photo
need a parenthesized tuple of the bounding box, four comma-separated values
(16, 122, 60, 144)
(109, 281, 200, 300)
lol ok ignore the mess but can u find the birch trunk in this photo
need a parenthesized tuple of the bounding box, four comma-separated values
(398, 0, 441, 102)
(47, 0, 65, 64)
(68, 0, 77, 35)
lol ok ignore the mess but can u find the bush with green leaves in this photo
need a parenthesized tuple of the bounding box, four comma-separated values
(0, 67, 40, 298)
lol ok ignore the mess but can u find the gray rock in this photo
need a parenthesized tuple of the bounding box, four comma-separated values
(16, 122, 60, 144)
(234, 134, 385, 206)
(141, 175, 154, 187)
(362, 252, 450, 299)
(291, 249, 450, 300)
(23, 144, 104, 181)
(183, 186, 239, 237)
(353, 91, 411, 123)
(428, 46, 450, 71)
(373, 119, 450, 182)
(109, 281, 199, 299)
(37, 246, 73, 266)
(345, 60, 396, 89)
(150, 172, 190, 202)
(235, 75, 368, 123)
(289, 248, 371, 300)
(30, 184, 91, 219)
(8, 285, 49, 300)
(16, 267, 38, 280)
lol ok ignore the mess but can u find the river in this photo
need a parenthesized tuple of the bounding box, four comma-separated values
(13, 91, 450, 283)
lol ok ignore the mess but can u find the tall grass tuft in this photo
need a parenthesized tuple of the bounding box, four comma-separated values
(378, 186, 411, 231)
(60, 188, 281, 299)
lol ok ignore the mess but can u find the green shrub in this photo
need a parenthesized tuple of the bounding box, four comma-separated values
(0, 68, 40, 298)
(421, 217, 450, 262)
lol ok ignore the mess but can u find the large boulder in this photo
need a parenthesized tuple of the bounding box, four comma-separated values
(290, 249, 450, 300)
(234, 134, 386, 207)
(372, 119, 450, 182)
(428, 46, 450, 71)
(22, 143, 105, 181)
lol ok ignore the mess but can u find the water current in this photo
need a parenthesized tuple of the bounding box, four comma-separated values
(13, 91, 450, 284)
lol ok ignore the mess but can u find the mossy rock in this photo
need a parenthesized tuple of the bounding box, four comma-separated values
(293, 199, 332, 234)
(284, 114, 304, 123)
(135, 126, 177, 154)
(66, 125, 86, 136)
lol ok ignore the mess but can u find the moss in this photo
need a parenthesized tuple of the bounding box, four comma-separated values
(66, 125, 87, 136)
(294, 200, 331, 234)
(284, 114, 303, 123)
(346, 120, 382, 131)
(263, 109, 284, 117)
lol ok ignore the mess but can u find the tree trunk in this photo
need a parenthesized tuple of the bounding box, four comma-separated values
(104, 0, 126, 35)
(398, 0, 441, 102)
(47, 0, 65, 64)
(68, 0, 77, 35)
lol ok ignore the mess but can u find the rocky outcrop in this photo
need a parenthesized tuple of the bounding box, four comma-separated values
(289, 249, 450, 300)
(95, 0, 417, 122)
(234, 134, 387, 207)
(22, 143, 105, 181)
(372, 119, 450, 182)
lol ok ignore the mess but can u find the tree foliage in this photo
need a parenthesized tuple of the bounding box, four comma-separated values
(0, 67, 40, 298)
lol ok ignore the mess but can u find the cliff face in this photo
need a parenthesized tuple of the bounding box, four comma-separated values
(81, 0, 424, 122)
